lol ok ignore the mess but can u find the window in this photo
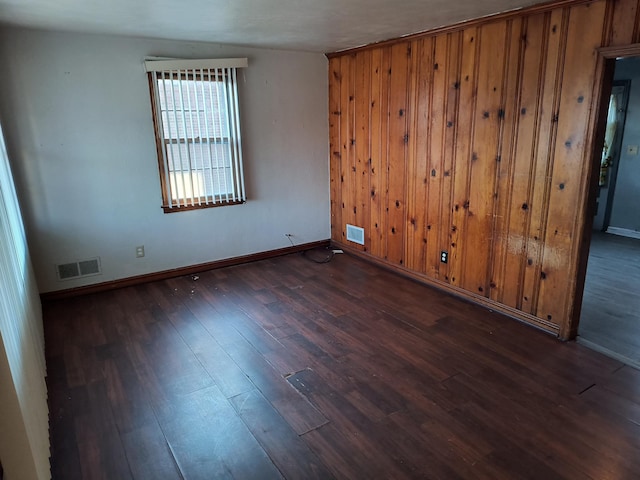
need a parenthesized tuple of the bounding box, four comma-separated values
(146, 58, 248, 212)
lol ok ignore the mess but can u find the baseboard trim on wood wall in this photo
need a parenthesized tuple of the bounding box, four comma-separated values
(605, 226, 640, 240)
(332, 241, 560, 337)
(41, 240, 330, 302)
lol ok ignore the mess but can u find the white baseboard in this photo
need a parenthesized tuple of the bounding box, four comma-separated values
(605, 226, 640, 240)
(577, 336, 640, 370)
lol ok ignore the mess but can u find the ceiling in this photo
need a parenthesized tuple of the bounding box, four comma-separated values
(0, 0, 543, 53)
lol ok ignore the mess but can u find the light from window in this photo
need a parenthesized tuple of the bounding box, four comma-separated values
(146, 59, 247, 212)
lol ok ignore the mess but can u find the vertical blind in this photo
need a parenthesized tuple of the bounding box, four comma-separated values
(145, 58, 248, 209)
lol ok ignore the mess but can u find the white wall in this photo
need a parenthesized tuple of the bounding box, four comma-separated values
(0, 27, 330, 293)
(0, 121, 49, 479)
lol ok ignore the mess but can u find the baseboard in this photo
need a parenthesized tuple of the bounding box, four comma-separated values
(41, 240, 330, 302)
(576, 336, 640, 370)
(331, 240, 560, 337)
(605, 226, 640, 240)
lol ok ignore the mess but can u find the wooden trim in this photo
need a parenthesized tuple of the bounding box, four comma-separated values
(567, 43, 634, 340)
(332, 240, 560, 336)
(326, 0, 596, 58)
(148, 72, 171, 206)
(597, 42, 640, 58)
(41, 240, 330, 302)
(569, 35, 640, 337)
(162, 199, 245, 213)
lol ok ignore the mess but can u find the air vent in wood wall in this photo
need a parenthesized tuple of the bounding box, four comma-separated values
(56, 257, 101, 281)
(346, 224, 365, 245)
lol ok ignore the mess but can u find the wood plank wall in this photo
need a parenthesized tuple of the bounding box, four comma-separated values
(328, 0, 640, 339)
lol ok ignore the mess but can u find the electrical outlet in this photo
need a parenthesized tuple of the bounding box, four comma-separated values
(136, 245, 145, 258)
(440, 251, 448, 263)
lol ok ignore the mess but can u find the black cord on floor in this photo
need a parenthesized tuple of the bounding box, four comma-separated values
(302, 246, 335, 264)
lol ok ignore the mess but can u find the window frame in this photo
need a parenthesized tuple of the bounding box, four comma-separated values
(146, 60, 247, 213)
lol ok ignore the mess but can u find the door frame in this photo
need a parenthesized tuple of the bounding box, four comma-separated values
(569, 43, 640, 340)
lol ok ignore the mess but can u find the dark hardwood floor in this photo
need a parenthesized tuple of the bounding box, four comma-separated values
(44, 250, 640, 479)
(580, 231, 640, 368)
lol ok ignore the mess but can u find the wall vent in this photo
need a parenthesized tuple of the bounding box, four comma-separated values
(56, 257, 101, 281)
(346, 224, 365, 245)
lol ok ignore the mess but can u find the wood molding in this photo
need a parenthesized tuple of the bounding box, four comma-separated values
(41, 240, 330, 302)
(567, 47, 615, 340)
(332, 240, 560, 336)
(326, 0, 596, 58)
(598, 42, 640, 58)
(162, 199, 245, 213)
(568, 38, 640, 340)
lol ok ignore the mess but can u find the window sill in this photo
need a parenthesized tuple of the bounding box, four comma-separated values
(162, 199, 245, 213)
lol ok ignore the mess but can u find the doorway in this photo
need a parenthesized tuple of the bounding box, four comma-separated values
(592, 80, 629, 232)
(578, 57, 640, 368)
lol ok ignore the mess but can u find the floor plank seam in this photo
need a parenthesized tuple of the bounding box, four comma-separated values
(578, 383, 596, 395)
